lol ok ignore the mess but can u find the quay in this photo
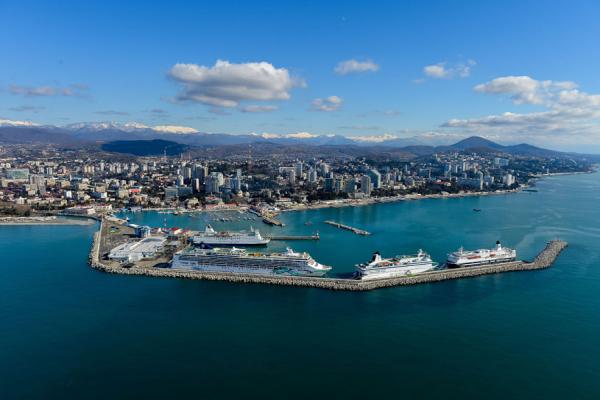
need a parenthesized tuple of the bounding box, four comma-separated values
(267, 234, 320, 241)
(262, 216, 285, 226)
(324, 220, 371, 236)
(90, 219, 567, 291)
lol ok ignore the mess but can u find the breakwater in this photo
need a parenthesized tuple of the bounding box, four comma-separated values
(262, 216, 284, 226)
(324, 220, 371, 236)
(89, 221, 567, 291)
(268, 234, 320, 241)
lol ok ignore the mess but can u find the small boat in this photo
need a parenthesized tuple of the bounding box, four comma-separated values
(473, 208, 482, 212)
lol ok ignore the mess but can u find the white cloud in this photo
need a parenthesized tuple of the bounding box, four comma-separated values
(253, 132, 319, 139)
(241, 105, 278, 113)
(424, 64, 448, 78)
(423, 60, 475, 79)
(334, 59, 379, 75)
(10, 84, 88, 97)
(442, 75, 600, 145)
(63, 121, 198, 134)
(152, 125, 198, 134)
(474, 76, 577, 105)
(311, 96, 343, 112)
(351, 134, 397, 142)
(0, 119, 39, 127)
(168, 60, 304, 108)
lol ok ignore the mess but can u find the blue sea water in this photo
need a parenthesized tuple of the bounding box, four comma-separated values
(2, 173, 600, 399)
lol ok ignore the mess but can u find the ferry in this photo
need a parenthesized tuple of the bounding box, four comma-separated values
(171, 246, 331, 276)
(191, 225, 270, 246)
(446, 241, 516, 268)
(355, 250, 437, 280)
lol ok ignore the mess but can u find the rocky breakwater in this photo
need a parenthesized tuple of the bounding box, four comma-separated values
(89, 219, 568, 291)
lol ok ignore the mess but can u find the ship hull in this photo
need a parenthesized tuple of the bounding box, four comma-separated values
(191, 238, 270, 246)
(357, 263, 436, 280)
(171, 262, 328, 277)
(446, 257, 516, 268)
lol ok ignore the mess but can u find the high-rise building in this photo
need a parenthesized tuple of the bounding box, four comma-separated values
(295, 161, 303, 179)
(343, 178, 356, 194)
(368, 169, 381, 189)
(360, 175, 372, 196)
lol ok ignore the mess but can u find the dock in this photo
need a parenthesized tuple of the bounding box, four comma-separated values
(268, 234, 320, 241)
(262, 216, 285, 226)
(324, 220, 371, 236)
(90, 219, 567, 292)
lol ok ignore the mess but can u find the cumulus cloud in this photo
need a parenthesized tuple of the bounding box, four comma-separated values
(241, 105, 278, 113)
(311, 96, 343, 112)
(168, 60, 304, 108)
(10, 84, 89, 97)
(423, 60, 475, 79)
(442, 75, 600, 144)
(334, 59, 379, 75)
(474, 76, 577, 105)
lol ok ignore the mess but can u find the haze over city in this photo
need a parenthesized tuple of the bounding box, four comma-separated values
(2, 1, 600, 152)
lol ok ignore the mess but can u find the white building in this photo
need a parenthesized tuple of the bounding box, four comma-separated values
(108, 237, 167, 263)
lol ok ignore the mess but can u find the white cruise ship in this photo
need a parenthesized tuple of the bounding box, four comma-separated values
(446, 241, 516, 268)
(355, 250, 437, 280)
(191, 225, 270, 246)
(171, 246, 331, 276)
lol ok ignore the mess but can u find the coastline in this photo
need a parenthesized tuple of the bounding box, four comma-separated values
(0, 216, 95, 226)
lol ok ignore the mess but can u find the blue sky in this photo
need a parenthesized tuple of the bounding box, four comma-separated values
(1, 1, 600, 151)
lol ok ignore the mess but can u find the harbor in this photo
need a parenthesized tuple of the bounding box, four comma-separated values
(90, 218, 567, 291)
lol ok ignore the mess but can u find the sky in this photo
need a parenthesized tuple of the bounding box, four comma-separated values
(1, 0, 600, 152)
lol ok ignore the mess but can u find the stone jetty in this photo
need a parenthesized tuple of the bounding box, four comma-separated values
(324, 220, 371, 236)
(89, 220, 567, 291)
(268, 234, 320, 241)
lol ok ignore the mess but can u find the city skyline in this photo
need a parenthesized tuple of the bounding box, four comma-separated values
(2, 1, 600, 152)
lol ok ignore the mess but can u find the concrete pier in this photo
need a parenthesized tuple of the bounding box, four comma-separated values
(324, 220, 371, 236)
(262, 216, 285, 226)
(268, 234, 320, 241)
(90, 220, 567, 291)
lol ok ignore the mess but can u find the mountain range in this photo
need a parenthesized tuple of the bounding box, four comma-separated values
(0, 120, 586, 159)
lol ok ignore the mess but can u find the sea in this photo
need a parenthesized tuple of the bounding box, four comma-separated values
(2, 172, 600, 399)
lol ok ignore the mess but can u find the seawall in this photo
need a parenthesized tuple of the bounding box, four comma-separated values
(89, 221, 568, 291)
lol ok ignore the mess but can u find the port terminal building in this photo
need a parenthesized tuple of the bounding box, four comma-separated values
(108, 236, 166, 263)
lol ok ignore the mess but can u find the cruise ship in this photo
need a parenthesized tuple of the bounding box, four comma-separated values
(191, 225, 270, 246)
(171, 246, 332, 276)
(355, 250, 437, 280)
(446, 241, 516, 268)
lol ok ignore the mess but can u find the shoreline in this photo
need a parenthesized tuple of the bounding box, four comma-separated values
(122, 171, 596, 216)
(0, 216, 95, 226)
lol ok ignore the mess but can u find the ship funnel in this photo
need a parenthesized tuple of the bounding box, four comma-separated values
(371, 251, 382, 263)
(496, 240, 501, 250)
